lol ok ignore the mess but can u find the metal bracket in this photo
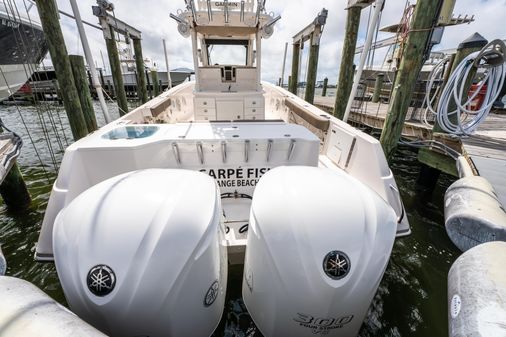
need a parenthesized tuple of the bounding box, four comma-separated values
(93, 1, 142, 40)
(292, 8, 327, 46)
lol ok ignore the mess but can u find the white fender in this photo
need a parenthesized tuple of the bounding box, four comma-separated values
(0, 276, 106, 336)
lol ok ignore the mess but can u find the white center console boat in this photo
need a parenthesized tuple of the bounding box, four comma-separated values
(35, 1, 410, 336)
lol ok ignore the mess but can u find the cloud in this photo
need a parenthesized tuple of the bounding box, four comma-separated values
(34, 0, 506, 85)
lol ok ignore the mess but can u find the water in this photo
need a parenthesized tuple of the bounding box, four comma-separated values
(0, 101, 460, 337)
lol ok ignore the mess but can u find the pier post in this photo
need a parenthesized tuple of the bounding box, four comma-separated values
(334, 6, 361, 119)
(105, 27, 129, 115)
(151, 70, 160, 97)
(379, 0, 442, 159)
(289, 42, 301, 95)
(288, 76, 292, 91)
(0, 163, 31, 210)
(133, 38, 148, 104)
(146, 70, 152, 99)
(304, 33, 321, 104)
(107, 80, 114, 97)
(98, 69, 105, 88)
(86, 70, 93, 95)
(35, 0, 88, 141)
(372, 73, 385, 103)
(69, 55, 97, 132)
(322, 77, 328, 97)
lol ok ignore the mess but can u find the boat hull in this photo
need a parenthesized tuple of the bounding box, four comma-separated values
(0, 10, 47, 101)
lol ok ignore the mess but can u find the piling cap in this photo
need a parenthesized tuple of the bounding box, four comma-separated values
(458, 33, 488, 50)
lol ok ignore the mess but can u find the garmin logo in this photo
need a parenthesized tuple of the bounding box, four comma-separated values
(214, 1, 239, 7)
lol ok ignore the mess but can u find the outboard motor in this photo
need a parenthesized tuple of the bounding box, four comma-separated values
(53, 169, 227, 337)
(243, 166, 397, 337)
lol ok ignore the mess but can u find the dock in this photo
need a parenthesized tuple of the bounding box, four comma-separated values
(462, 135, 506, 207)
(314, 95, 506, 208)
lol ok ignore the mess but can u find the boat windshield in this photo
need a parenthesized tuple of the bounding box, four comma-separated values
(206, 39, 248, 66)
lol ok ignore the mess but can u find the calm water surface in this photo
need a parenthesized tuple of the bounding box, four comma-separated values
(0, 100, 460, 337)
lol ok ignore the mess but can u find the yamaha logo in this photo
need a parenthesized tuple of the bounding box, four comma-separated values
(323, 251, 350, 280)
(204, 280, 219, 307)
(87, 265, 116, 296)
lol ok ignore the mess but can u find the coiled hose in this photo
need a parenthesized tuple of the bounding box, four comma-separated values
(428, 40, 506, 136)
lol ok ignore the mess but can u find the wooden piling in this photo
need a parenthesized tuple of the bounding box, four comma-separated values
(334, 6, 361, 119)
(99, 68, 105, 88)
(151, 70, 160, 97)
(379, 0, 442, 159)
(289, 42, 301, 95)
(105, 27, 128, 115)
(86, 70, 93, 95)
(0, 163, 31, 210)
(133, 38, 148, 104)
(107, 80, 114, 97)
(35, 0, 88, 141)
(322, 77, 328, 97)
(288, 75, 292, 90)
(372, 73, 385, 103)
(304, 34, 320, 105)
(69, 55, 97, 132)
(146, 70, 152, 99)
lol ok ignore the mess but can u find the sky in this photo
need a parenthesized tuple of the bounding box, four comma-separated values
(34, 0, 506, 84)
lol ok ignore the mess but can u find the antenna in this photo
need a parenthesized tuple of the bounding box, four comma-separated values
(207, 0, 213, 21)
(224, 0, 229, 24)
(240, 1, 245, 22)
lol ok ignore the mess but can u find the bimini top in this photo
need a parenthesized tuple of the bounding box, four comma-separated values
(171, 0, 280, 38)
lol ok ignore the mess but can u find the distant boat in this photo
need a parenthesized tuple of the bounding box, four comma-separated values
(0, 2, 48, 101)
(23, 67, 194, 101)
(102, 67, 194, 89)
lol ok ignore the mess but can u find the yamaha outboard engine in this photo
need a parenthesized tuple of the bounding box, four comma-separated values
(243, 166, 397, 337)
(53, 169, 227, 337)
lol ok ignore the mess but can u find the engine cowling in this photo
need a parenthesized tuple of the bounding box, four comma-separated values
(53, 169, 227, 337)
(242, 166, 397, 337)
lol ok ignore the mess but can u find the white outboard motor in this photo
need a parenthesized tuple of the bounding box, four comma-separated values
(243, 166, 397, 337)
(53, 169, 227, 337)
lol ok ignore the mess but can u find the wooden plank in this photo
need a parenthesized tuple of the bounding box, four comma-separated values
(470, 156, 506, 208)
(462, 135, 506, 208)
(418, 148, 458, 177)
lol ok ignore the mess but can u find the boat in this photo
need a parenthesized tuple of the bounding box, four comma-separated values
(35, 1, 410, 336)
(101, 41, 194, 90)
(0, 2, 47, 101)
(20, 66, 194, 102)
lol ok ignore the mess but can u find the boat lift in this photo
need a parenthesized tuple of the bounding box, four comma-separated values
(288, 8, 328, 104)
